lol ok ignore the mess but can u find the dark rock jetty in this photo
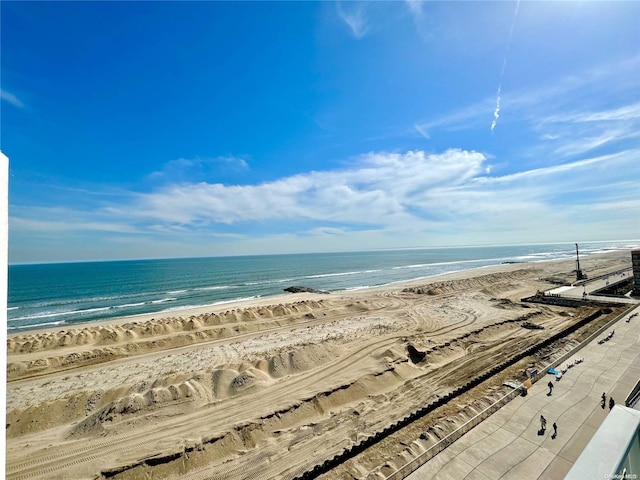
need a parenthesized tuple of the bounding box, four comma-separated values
(283, 286, 330, 294)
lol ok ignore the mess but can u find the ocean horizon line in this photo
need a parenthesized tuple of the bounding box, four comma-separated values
(9, 238, 640, 267)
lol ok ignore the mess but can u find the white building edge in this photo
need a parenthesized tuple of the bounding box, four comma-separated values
(565, 404, 640, 480)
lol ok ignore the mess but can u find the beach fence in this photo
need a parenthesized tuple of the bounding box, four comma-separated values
(383, 305, 634, 480)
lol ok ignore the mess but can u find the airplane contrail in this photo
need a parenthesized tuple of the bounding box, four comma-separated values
(491, 85, 502, 134)
(491, 0, 520, 133)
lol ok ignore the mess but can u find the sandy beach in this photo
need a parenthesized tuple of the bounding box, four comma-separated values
(5, 249, 634, 480)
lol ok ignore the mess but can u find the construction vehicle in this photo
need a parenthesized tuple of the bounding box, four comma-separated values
(575, 243, 587, 281)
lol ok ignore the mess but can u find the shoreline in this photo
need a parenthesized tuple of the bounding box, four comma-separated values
(8, 245, 637, 335)
(8, 249, 629, 338)
(6, 260, 537, 337)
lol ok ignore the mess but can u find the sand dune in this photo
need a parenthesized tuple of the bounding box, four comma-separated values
(5, 250, 633, 480)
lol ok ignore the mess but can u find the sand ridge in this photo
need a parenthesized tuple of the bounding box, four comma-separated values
(5, 250, 634, 480)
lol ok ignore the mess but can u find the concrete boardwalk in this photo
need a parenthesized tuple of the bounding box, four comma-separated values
(407, 305, 640, 480)
(547, 269, 637, 305)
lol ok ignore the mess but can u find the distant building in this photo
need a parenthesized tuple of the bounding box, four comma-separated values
(633, 250, 640, 297)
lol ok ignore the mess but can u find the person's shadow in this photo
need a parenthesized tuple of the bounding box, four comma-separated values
(538, 428, 546, 436)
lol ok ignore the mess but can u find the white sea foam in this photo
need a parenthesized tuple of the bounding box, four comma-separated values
(194, 285, 233, 291)
(305, 271, 364, 279)
(245, 278, 296, 285)
(158, 296, 261, 313)
(11, 306, 112, 322)
(25, 292, 156, 309)
(151, 297, 177, 304)
(115, 302, 146, 309)
(8, 320, 65, 331)
(394, 258, 503, 270)
(209, 295, 260, 306)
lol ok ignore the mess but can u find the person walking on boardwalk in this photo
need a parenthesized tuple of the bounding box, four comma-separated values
(540, 415, 547, 431)
(552, 422, 558, 438)
(547, 381, 554, 395)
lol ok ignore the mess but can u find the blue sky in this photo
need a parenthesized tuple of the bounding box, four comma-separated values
(2, 1, 639, 263)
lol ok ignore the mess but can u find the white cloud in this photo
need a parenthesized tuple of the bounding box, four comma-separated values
(414, 98, 495, 135)
(1, 89, 24, 108)
(148, 156, 249, 183)
(308, 226, 351, 236)
(10, 214, 141, 234)
(475, 151, 630, 185)
(9, 135, 640, 262)
(414, 123, 430, 139)
(12, 145, 639, 249)
(405, 0, 423, 17)
(125, 149, 487, 227)
(530, 99, 640, 159)
(336, 2, 369, 39)
(415, 56, 640, 139)
(543, 102, 640, 124)
(551, 126, 639, 158)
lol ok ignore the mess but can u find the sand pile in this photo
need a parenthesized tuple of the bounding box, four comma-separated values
(5, 250, 633, 480)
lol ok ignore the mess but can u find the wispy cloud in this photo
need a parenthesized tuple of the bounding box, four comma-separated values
(10, 208, 141, 234)
(405, 0, 423, 17)
(417, 56, 640, 138)
(336, 2, 369, 39)
(414, 98, 494, 136)
(148, 156, 249, 183)
(308, 226, 351, 236)
(551, 126, 639, 158)
(15, 147, 637, 232)
(1, 88, 24, 108)
(413, 55, 640, 167)
(475, 151, 632, 184)
(414, 123, 430, 139)
(416, 150, 639, 243)
(532, 101, 640, 158)
(9, 143, 639, 261)
(12, 149, 487, 234)
(126, 149, 487, 226)
(540, 102, 640, 125)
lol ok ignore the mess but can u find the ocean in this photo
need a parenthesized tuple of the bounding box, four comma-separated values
(7, 241, 637, 333)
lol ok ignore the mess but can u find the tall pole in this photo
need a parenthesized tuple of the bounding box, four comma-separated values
(575, 243, 586, 281)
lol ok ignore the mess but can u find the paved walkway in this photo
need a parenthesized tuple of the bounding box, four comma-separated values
(407, 305, 640, 480)
(547, 270, 638, 305)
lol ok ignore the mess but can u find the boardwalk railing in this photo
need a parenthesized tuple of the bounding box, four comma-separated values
(382, 387, 522, 480)
(383, 305, 635, 480)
